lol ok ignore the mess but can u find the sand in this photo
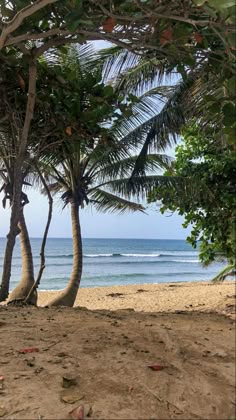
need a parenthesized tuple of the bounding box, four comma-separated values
(38, 281, 236, 316)
(0, 281, 235, 419)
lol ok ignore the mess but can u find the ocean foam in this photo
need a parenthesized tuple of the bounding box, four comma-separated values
(172, 259, 199, 263)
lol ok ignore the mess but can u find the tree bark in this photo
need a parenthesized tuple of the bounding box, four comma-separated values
(24, 169, 53, 304)
(0, 60, 37, 302)
(8, 208, 37, 304)
(47, 202, 82, 307)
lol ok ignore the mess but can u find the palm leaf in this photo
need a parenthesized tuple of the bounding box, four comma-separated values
(93, 154, 173, 183)
(89, 188, 145, 214)
(92, 175, 185, 201)
(100, 46, 174, 94)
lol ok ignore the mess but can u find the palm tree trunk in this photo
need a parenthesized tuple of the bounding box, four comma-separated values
(0, 60, 37, 302)
(212, 263, 236, 283)
(47, 202, 82, 307)
(24, 169, 53, 304)
(8, 208, 37, 304)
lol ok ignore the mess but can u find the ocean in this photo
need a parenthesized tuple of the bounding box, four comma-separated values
(0, 237, 226, 291)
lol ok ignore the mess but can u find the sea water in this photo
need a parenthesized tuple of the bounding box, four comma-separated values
(0, 237, 227, 291)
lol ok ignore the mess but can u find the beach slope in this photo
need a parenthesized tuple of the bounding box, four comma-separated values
(0, 281, 235, 419)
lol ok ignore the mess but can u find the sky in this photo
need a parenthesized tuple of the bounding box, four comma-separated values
(0, 188, 191, 239)
(0, 42, 191, 241)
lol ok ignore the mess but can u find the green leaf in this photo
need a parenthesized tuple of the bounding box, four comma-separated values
(227, 33, 236, 48)
(193, 0, 206, 5)
(222, 102, 235, 126)
(75, 20, 94, 27)
(103, 85, 114, 97)
(67, 19, 81, 31)
(226, 77, 236, 93)
(223, 127, 236, 144)
(204, 95, 217, 103)
(208, 103, 219, 114)
(208, 0, 235, 9)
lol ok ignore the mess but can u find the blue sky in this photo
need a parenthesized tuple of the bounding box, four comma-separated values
(0, 188, 191, 239)
(0, 42, 191, 241)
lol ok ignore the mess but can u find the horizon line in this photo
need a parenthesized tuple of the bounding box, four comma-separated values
(0, 236, 187, 241)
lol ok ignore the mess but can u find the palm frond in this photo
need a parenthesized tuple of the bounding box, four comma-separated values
(100, 46, 140, 83)
(92, 154, 173, 183)
(84, 137, 136, 177)
(116, 76, 197, 150)
(100, 46, 174, 95)
(211, 264, 236, 283)
(93, 175, 185, 201)
(113, 58, 174, 96)
(89, 188, 145, 214)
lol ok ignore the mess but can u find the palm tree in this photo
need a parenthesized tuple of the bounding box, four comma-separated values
(0, 125, 37, 304)
(8, 206, 37, 304)
(43, 138, 171, 307)
(0, 161, 53, 304)
(100, 45, 228, 173)
(100, 47, 236, 283)
(1, 43, 178, 306)
(33, 44, 173, 307)
(0, 178, 37, 305)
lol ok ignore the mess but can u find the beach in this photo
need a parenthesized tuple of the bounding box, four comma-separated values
(38, 281, 236, 317)
(0, 280, 235, 419)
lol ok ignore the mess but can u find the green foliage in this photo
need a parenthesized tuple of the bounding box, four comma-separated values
(148, 123, 236, 267)
(35, 46, 170, 214)
(0, 0, 235, 83)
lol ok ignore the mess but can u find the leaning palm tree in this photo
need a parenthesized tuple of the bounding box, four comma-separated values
(0, 127, 37, 304)
(1, 43, 175, 306)
(32, 44, 173, 307)
(43, 137, 171, 307)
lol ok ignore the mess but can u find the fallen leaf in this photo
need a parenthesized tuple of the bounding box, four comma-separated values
(69, 404, 92, 419)
(69, 405, 84, 420)
(148, 364, 167, 371)
(18, 347, 39, 354)
(69, 405, 84, 419)
(62, 373, 78, 388)
(61, 390, 85, 404)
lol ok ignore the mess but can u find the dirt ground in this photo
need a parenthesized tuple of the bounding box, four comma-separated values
(0, 305, 235, 420)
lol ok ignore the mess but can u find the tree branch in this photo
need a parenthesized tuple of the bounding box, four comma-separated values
(5, 27, 71, 48)
(0, 0, 59, 50)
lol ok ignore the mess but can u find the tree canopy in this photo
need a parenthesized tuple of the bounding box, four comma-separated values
(0, 0, 235, 78)
(148, 122, 236, 277)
